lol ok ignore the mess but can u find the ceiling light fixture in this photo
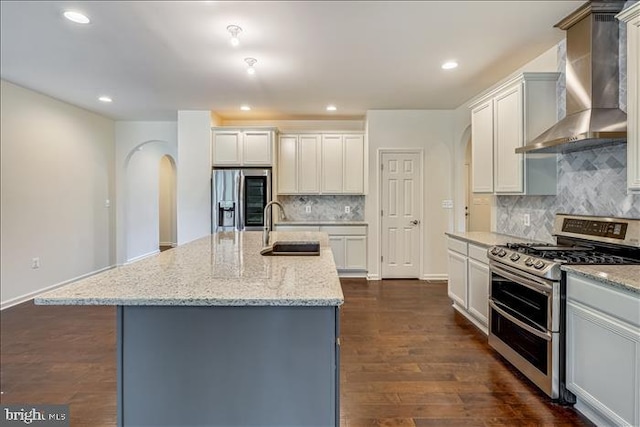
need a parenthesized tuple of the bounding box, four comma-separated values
(98, 96, 113, 103)
(245, 58, 257, 75)
(227, 25, 242, 47)
(240, 105, 251, 111)
(63, 10, 90, 24)
(326, 105, 337, 112)
(441, 61, 459, 70)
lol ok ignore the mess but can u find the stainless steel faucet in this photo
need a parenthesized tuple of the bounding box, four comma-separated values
(263, 201, 287, 246)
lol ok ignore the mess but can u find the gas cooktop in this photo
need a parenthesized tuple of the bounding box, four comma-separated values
(488, 215, 640, 281)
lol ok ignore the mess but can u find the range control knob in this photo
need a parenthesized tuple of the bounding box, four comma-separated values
(524, 257, 535, 267)
(534, 260, 546, 270)
(490, 247, 501, 256)
(510, 253, 521, 261)
(498, 249, 507, 257)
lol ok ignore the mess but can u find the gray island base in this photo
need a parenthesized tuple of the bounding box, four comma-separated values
(36, 231, 344, 427)
(119, 305, 338, 426)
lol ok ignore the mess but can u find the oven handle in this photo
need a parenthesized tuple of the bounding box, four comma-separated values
(489, 262, 553, 295)
(489, 300, 552, 341)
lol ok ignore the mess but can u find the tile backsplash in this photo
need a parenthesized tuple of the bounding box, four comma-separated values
(276, 195, 365, 221)
(497, 144, 640, 242)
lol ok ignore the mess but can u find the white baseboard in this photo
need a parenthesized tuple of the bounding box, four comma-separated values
(338, 271, 368, 278)
(1, 265, 116, 311)
(422, 274, 448, 281)
(366, 273, 380, 281)
(452, 302, 489, 335)
(125, 249, 160, 265)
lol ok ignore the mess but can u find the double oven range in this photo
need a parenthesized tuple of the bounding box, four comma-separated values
(487, 214, 640, 403)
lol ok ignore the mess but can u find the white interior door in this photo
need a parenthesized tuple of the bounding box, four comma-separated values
(381, 151, 422, 278)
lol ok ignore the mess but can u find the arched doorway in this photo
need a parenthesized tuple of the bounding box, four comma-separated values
(464, 137, 491, 232)
(159, 155, 177, 251)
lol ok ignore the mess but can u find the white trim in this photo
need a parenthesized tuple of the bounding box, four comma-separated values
(125, 249, 160, 265)
(338, 271, 368, 278)
(378, 148, 425, 280)
(452, 302, 489, 335)
(159, 242, 177, 247)
(1, 265, 115, 311)
(574, 399, 618, 427)
(367, 273, 380, 281)
(422, 274, 448, 281)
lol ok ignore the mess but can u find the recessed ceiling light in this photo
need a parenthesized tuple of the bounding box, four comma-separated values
(326, 105, 337, 112)
(63, 10, 90, 24)
(245, 58, 257, 75)
(227, 25, 242, 47)
(98, 96, 112, 103)
(240, 105, 251, 111)
(442, 61, 459, 70)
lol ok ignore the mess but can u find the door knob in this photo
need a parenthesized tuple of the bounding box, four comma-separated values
(410, 219, 420, 226)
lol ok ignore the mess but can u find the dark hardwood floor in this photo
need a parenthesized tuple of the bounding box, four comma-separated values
(1, 279, 593, 427)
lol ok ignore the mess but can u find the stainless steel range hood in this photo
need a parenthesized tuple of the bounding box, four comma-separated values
(516, 1, 627, 154)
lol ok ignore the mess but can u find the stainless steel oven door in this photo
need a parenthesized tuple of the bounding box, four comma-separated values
(488, 261, 560, 398)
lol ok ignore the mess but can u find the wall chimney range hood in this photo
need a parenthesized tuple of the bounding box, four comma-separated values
(516, 0, 627, 154)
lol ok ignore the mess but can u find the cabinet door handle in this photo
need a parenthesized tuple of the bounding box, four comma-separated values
(410, 220, 420, 226)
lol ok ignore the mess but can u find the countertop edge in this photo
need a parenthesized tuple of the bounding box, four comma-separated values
(445, 231, 542, 248)
(34, 297, 345, 307)
(275, 221, 368, 226)
(561, 265, 640, 295)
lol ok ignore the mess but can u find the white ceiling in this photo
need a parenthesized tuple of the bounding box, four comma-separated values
(0, 1, 583, 121)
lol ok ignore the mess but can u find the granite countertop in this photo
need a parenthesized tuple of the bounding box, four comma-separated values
(562, 265, 640, 295)
(445, 231, 542, 248)
(275, 221, 368, 226)
(35, 231, 344, 307)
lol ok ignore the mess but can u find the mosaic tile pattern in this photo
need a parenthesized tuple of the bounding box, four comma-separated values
(497, 145, 640, 242)
(277, 195, 365, 222)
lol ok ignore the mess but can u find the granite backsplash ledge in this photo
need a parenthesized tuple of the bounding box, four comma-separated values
(497, 144, 640, 242)
(276, 195, 365, 222)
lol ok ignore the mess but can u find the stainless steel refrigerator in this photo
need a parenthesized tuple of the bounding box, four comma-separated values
(212, 168, 272, 232)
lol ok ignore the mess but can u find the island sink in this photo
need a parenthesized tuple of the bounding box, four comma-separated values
(260, 240, 320, 256)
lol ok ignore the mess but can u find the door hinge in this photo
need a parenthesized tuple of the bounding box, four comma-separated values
(381, 209, 383, 217)
(381, 255, 383, 262)
(380, 164, 384, 171)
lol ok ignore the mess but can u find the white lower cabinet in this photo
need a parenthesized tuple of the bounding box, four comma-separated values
(566, 273, 640, 427)
(446, 236, 490, 334)
(273, 224, 367, 276)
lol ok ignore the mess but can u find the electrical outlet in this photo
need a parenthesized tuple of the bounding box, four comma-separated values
(32, 257, 40, 269)
(344, 206, 350, 214)
(441, 200, 453, 209)
(523, 214, 531, 227)
(305, 205, 311, 213)
(104, 199, 111, 208)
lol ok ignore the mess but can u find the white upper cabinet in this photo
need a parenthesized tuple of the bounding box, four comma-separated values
(321, 135, 344, 193)
(342, 134, 365, 193)
(618, 4, 640, 192)
(469, 73, 559, 195)
(277, 134, 321, 194)
(277, 132, 365, 195)
(212, 128, 275, 166)
(471, 100, 495, 193)
(298, 134, 321, 193)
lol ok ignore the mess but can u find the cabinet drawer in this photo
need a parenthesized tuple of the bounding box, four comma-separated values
(320, 226, 367, 236)
(567, 274, 640, 327)
(447, 237, 468, 255)
(468, 244, 489, 263)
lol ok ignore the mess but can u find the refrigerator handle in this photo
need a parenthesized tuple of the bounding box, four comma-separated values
(237, 171, 245, 231)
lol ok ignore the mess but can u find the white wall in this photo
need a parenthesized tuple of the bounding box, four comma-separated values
(115, 121, 177, 263)
(365, 110, 455, 280)
(0, 80, 115, 308)
(176, 111, 212, 245)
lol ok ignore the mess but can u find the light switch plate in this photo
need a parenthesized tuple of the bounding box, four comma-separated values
(305, 205, 311, 213)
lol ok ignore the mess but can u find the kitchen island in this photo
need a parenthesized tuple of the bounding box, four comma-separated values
(35, 231, 343, 427)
